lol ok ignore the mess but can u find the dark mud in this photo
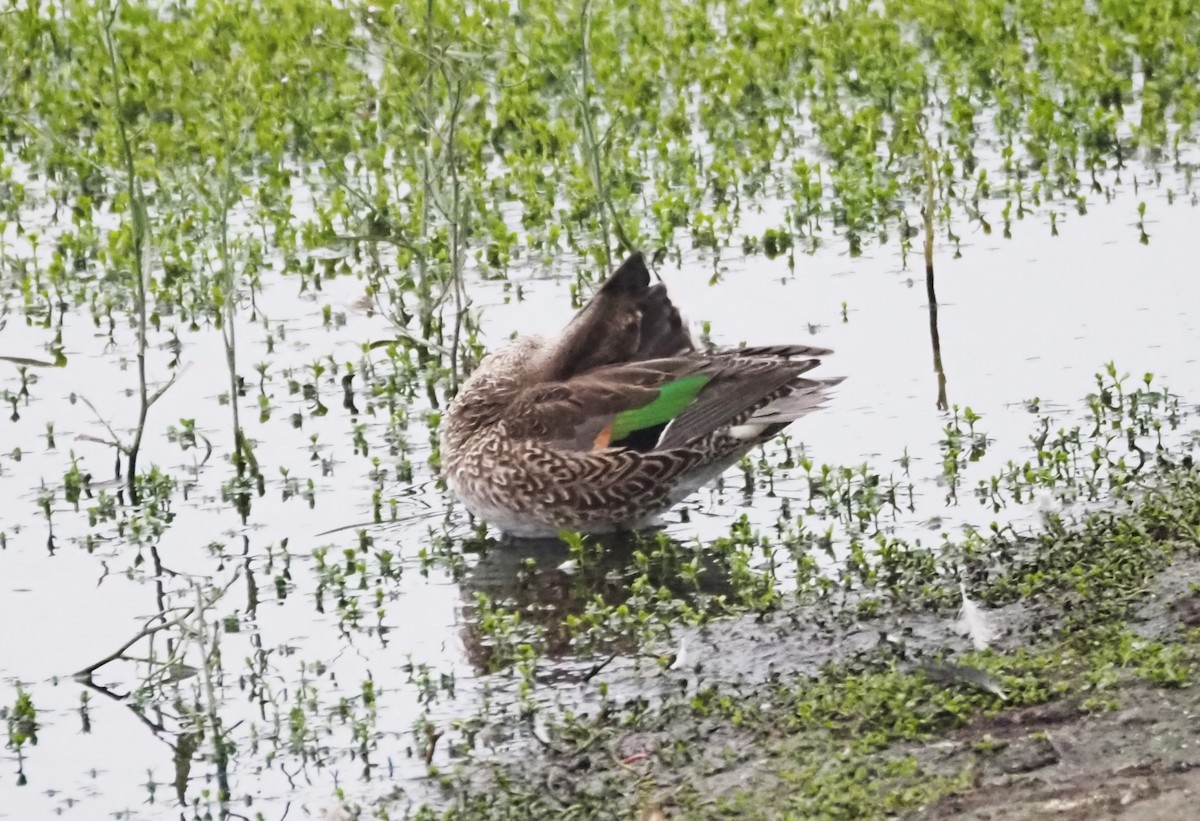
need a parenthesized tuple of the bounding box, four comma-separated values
(914, 685, 1200, 820)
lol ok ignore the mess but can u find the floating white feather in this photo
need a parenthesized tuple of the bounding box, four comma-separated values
(669, 636, 689, 671)
(956, 581, 997, 651)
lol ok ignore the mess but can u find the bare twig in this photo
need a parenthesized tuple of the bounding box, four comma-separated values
(581, 653, 618, 682)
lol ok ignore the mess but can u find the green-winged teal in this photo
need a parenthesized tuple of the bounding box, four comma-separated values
(441, 252, 840, 537)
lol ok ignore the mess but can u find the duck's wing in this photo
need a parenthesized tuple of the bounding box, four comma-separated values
(503, 347, 836, 453)
(505, 252, 838, 452)
(655, 348, 832, 449)
(502, 357, 707, 451)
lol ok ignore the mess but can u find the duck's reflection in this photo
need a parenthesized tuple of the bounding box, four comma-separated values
(457, 530, 738, 676)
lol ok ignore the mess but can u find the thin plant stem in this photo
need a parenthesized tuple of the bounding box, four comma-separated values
(446, 78, 467, 394)
(577, 0, 634, 268)
(922, 134, 949, 411)
(100, 4, 150, 503)
(217, 106, 251, 520)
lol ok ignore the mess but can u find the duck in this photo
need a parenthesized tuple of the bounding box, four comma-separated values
(440, 252, 840, 537)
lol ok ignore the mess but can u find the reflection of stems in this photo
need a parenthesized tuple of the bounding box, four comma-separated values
(922, 138, 949, 411)
(75, 571, 238, 806)
(73, 605, 196, 680)
(193, 582, 232, 804)
(77, 676, 202, 804)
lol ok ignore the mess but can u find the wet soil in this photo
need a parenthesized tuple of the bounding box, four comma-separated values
(913, 684, 1200, 820)
(439, 538, 1200, 820)
(910, 568, 1200, 821)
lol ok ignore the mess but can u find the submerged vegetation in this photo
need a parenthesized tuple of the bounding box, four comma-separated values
(2, 0, 1200, 818)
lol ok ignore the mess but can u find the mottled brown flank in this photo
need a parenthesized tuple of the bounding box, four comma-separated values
(440, 253, 840, 536)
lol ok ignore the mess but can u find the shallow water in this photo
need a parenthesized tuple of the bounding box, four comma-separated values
(1, 166, 1198, 818)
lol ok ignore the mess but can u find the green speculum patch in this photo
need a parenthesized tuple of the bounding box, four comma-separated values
(610, 373, 710, 443)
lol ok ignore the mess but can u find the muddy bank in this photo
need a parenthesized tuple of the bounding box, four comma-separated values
(914, 682, 1200, 820)
(401, 456, 1200, 820)
(911, 561, 1200, 821)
